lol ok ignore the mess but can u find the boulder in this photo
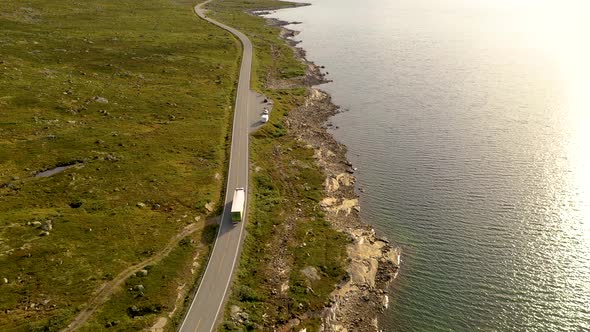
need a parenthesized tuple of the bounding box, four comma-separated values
(230, 305, 241, 320)
(301, 266, 321, 282)
(41, 220, 52, 231)
(93, 96, 108, 104)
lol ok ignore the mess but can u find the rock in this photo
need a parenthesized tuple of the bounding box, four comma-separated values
(93, 96, 108, 104)
(280, 281, 289, 293)
(2, 278, 8, 284)
(134, 284, 145, 292)
(205, 201, 214, 212)
(301, 266, 321, 281)
(138, 269, 148, 277)
(39, 231, 49, 236)
(230, 305, 241, 319)
(31, 221, 42, 227)
(324, 177, 339, 192)
(136, 202, 146, 208)
(320, 197, 338, 208)
(239, 312, 249, 321)
(40, 220, 52, 231)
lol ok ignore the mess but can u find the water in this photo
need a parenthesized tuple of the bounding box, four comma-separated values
(35, 164, 77, 178)
(266, 0, 590, 330)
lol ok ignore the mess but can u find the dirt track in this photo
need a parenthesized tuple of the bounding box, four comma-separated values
(61, 223, 201, 331)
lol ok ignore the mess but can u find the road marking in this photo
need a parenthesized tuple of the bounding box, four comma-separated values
(194, 319, 201, 332)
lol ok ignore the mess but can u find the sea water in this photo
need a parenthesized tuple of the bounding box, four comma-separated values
(267, 0, 590, 330)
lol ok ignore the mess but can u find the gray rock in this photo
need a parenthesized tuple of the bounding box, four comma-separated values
(41, 220, 52, 231)
(31, 221, 42, 227)
(94, 96, 108, 104)
(134, 284, 145, 292)
(238, 312, 249, 321)
(39, 231, 50, 236)
(2, 278, 8, 284)
(136, 202, 146, 208)
(301, 266, 321, 281)
(138, 269, 148, 277)
(230, 305, 241, 319)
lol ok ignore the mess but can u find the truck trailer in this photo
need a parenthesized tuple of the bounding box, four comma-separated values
(231, 188, 245, 222)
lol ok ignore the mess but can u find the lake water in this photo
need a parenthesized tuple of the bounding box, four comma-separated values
(266, 0, 590, 330)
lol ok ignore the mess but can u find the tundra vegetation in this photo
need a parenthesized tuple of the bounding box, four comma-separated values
(0, 0, 239, 330)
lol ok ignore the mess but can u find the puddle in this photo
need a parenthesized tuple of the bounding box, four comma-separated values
(35, 164, 78, 178)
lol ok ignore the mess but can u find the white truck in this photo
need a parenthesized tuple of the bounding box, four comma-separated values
(231, 188, 245, 222)
(261, 114, 269, 123)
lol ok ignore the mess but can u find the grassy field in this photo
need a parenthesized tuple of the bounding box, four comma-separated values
(0, 0, 240, 330)
(205, 1, 349, 330)
(78, 224, 217, 332)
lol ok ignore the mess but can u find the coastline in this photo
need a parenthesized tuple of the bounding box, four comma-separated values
(259, 10, 401, 331)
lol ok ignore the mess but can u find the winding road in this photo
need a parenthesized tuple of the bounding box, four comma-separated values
(179, 1, 253, 331)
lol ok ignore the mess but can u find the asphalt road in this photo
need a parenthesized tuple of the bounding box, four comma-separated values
(179, 2, 253, 331)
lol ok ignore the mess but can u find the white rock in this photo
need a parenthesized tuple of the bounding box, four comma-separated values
(94, 96, 109, 103)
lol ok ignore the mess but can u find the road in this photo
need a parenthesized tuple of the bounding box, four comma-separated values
(179, 1, 253, 332)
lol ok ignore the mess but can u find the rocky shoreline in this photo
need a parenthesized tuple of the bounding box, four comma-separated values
(259, 11, 401, 332)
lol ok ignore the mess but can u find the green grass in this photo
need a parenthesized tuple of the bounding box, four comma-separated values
(0, 0, 240, 330)
(78, 224, 217, 332)
(205, 1, 349, 330)
(206, 0, 306, 90)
